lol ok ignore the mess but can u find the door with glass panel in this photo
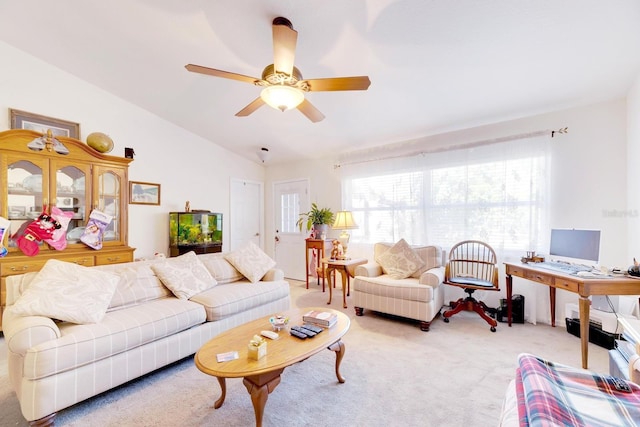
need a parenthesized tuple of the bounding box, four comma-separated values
(274, 179, 309, 280)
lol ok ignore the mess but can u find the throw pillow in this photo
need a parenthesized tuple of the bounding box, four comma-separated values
(151, 251, 217, 299)
(224, 241, 276, 283)
(198, 252, 244, 284)
(376, 238, 425, 279)
(9, 259, 120, 324)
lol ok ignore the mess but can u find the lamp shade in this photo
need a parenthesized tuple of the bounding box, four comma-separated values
(333, 211, 358, 229)
(260, 85, 304, 112)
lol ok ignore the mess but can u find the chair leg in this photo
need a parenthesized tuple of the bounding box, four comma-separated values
(443, 295, 498, 332)
(470, 301, 498, 330)
(443, 297, 466, 319)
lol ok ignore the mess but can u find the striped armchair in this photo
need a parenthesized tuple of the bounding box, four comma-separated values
(352, 242, 445, 331)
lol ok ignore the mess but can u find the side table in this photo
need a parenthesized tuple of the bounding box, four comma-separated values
(305, 239, 332, 289)
(322, 258, 367, 308)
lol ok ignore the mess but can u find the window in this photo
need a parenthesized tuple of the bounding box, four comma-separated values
(279, 192, 300, 233)
(340, 134, 550, 256)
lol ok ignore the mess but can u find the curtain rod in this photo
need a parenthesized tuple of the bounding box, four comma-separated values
(334, 127, 568, 169)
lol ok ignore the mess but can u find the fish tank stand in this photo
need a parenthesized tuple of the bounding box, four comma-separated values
(169, 211, 222, 257)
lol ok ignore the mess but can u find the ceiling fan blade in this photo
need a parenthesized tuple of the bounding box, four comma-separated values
(297, 99, 325, 123)
(304, 76, 371, 92)
(185, 64, 259, 85)
(235, 97, 266, 117)
(272, 17, 297, 76)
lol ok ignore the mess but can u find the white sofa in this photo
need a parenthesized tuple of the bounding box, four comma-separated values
(2, 252, 290, 426)
(352, 242, 445, 331)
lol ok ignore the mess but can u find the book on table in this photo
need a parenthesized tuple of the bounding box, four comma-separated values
(303, 310, 338, 327)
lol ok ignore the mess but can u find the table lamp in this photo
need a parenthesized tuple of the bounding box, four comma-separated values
(332, 211, 358, 256)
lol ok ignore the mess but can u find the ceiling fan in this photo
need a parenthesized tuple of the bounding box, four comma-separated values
(185, 17, 371, 123)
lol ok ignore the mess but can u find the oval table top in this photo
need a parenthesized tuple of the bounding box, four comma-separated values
(195, 307, 350, 378)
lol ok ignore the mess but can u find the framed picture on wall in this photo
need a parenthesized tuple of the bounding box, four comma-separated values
(9, 108, 80, 139)
(129, 181, 161, 205)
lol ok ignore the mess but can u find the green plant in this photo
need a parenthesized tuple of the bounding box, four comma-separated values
(296, 203, 335, 231)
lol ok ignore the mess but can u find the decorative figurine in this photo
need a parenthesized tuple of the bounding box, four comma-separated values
(185, 201, 191, 212)
(330, 239, 344, 260)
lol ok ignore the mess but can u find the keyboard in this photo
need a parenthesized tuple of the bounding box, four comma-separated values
(535, 261, 592, 274)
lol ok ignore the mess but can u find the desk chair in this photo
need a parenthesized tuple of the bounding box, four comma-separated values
(442, 240, 500, 332)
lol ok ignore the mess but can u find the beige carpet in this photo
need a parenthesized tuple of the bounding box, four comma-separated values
(0, 280, 610, 427)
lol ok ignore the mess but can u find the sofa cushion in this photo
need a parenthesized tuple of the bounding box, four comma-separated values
(376, 239, 425, 279)
(95, 259, 173, 311)
(189, 280, 290, 321)
(224, 241, 276, 283)
(21, 298, 206, 380)
(353, 275, 435, 303)
(151, 251, 217, 299)
(198, 252, 244, 284)
(9, 259, 120, 324)
(411, 245, 443, 278)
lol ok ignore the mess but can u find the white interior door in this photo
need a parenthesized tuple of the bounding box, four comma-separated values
(273, 179, 309, 280)
(230, 179, 263, 251)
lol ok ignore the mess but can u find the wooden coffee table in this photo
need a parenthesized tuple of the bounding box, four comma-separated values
(194, 307, 350, 427)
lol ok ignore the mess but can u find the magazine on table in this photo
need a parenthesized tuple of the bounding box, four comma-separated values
(303, 310, 338, 327)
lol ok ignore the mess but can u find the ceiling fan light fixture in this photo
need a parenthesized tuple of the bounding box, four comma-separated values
(260, 85, 304, 112)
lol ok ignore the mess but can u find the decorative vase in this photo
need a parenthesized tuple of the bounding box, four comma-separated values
(313, 224, 329, 239)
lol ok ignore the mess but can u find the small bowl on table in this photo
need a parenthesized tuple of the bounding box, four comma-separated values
(269, 315, 289, 331)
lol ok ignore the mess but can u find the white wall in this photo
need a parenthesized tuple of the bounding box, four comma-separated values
(0, 41, 265, 259)
(266, 98, 631, 324)
(627, 75, 640, 259)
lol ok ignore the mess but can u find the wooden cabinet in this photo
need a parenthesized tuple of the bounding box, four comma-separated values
(0, 129, 135, 330)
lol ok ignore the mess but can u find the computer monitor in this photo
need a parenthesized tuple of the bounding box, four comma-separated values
(549, 228, 601, 263)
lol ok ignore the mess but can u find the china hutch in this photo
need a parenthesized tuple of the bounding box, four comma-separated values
(0, 129, 134, 330)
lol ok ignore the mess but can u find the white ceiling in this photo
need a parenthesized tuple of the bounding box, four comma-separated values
(1, 1, 639, 164)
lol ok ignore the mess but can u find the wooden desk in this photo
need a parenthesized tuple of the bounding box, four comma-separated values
(504, 262, 640, 369)
(322, 258, 367, 308)
(305, 239, 331, 289)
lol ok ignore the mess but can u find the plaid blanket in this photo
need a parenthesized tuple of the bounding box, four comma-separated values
(515, 353, 640, 426)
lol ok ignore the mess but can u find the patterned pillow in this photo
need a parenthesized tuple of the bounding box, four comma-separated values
(151, 251, 217, 299)
(411, 245, 443, 278)
(376, 238, 425, 279)
(9, 259, 120, 324)
(198, 252, 244, 284)
(224, 241, 276, 283)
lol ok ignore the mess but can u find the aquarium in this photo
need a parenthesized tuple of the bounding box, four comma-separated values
(169, 211, 222, 257)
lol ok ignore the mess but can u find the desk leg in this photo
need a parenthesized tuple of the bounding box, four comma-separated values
(305, 247, 310, 289)
(327, 267, 334, 305)
(549, 287, 556, 327)
(578, 296, 590, 369)
(315, 249, 321, 287)
(506, 274, 513, 327)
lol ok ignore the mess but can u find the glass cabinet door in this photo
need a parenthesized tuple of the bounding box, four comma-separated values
(51, 161, 90, 244)
(6, 157, 48, 248)
(94, 167, 126, 244)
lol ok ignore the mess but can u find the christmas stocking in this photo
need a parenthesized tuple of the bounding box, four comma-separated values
(80, 209, 112, 250)
(45, 207, 74, 250)
(0, 216, 10, 257)
(14, 213, 61, 256)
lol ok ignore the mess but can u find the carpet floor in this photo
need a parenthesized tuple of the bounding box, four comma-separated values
(1, 279, 609, 426)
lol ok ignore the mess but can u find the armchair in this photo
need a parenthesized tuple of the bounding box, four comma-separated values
(352, 241, 445, 331)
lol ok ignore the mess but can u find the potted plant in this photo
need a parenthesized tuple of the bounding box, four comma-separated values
(296, 203, 335, 236)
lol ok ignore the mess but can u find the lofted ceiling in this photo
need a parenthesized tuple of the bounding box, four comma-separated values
(1, 1, 639, 164)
